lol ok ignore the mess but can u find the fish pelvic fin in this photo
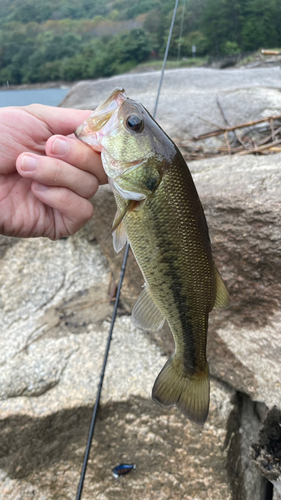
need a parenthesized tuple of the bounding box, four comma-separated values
(112, 217, 127, 253)
(132, 285, 165, 332)
(152, 358, 210, 425)
(110, 200, 133, 234)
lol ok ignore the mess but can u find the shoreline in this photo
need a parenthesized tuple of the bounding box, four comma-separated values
(0, 81, 74, 91)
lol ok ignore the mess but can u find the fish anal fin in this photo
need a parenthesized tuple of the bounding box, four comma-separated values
(213, 268, 230, 310)
(152, 358, 210, 425)
(132, 285, 165, 332)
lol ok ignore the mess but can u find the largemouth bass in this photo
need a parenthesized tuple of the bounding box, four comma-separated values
(75, 88, 229, 424)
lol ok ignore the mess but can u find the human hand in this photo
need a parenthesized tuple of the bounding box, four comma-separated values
(0, 104, 107, 239)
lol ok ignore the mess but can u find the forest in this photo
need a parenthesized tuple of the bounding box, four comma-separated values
(0, 0, 280, 85)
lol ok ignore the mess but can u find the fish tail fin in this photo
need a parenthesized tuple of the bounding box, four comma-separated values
(152, 358, 210, 425)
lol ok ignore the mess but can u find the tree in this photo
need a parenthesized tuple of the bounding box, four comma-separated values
(202, 0, 242, 56)
(240, 0, 280, 50)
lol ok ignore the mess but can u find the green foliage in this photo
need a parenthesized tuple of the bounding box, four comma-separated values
(240, 0, 280, 51)
(222, 41, 240, 55)
(202, 0, 281, 55)
(1, 0, 281, 84)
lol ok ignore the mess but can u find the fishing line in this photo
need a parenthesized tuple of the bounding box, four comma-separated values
(177, 0, 186, 67)
(153, 0, 180, 118)
(76, 1, 180, 497)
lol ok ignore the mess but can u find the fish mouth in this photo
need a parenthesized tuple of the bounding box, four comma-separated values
(75, 87, 127, 152)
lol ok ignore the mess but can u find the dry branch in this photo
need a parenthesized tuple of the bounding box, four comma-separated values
(193, 114, 281, 141)
(234, 138, 281, 156)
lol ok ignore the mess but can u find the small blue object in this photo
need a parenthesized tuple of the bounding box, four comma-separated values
(111, 463, 136, 479)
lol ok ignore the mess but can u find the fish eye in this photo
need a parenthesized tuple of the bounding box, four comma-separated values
(126, 114, 144, 132)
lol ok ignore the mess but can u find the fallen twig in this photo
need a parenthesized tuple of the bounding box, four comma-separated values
(197, 115, 224, 130)
(193, 114, 281, 141)
(255, 125, 281, 146)
(234, 138, 281, 156)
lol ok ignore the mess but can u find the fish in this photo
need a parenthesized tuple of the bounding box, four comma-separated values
(111, 463, 136, 479)
(75, 88, 229, 425)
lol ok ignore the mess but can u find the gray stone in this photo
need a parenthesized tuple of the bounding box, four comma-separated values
(251, 407, 281, 498)
(274, 486, 281, 499)
(60, 67, 281, 146)
(0, 381, 234, 500)
(240, 396, 269, 500)
(224, 393, 270, 500)
(190, 154, 281, 411)
(0, 233, 234, 499)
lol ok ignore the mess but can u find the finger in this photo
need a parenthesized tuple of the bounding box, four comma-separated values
(25, 104, 95, 137)
(45, 134, 108, 185)
(16, 153, 99, 199)
(31, 182, 94, 237)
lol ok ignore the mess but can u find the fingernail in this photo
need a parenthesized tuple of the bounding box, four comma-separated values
(21, 155, 37, 171)
(52, 138, 68, 155)
(33, 182, 48, 191)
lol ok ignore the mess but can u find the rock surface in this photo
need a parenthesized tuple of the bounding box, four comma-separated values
(191, 153, 281, 410)
(60, 66, 281, 147)
(251, 407, 281, 497)
(0, 231, 234, 499)
(0, 383, 234, 500)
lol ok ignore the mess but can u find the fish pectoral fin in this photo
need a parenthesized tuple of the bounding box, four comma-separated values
(213, 268, 230, 310)
(152, 358, 210, 425)
(132, 285, 165, 332)
(108, 204, 132, 253)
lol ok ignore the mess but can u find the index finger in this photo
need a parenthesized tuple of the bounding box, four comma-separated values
(25, 104, 94, 137)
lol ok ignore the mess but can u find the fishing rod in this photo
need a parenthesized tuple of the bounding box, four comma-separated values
(76, 1, 180, 497)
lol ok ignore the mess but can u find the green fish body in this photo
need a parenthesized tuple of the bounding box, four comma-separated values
(75, 88, 229, 424)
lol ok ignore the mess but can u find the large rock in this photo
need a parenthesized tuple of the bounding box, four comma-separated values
(191, 153, 281, 411)
(60, 67, 281, 146)
(251, 407, 281, 497)
(0, 231, 234, 499)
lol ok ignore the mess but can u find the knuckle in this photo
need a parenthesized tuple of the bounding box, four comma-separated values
(83, 175, 99, 198)
(72, 198, 94, 224)
(75, 141, 97, 170)
(60, 187, 75, 207)
(82, 201, 94, 221)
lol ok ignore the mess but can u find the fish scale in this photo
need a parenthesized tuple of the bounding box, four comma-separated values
(75, 87, 229, 424)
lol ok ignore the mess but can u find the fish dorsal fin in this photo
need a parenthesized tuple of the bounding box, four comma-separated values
(213, 268, 230, 309)
(112, 217, 127, 253)
(132, 285, 165, 332)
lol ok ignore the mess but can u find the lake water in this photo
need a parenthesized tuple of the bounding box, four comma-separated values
(0, 87, 70, 107)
